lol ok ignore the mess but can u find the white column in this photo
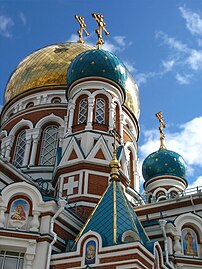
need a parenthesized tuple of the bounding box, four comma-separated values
(167, 236, 173, 255)
(58, 126, 64, 147)
(86, 97, 94, 130)
(0, 206, 6, 228)
(29, 129, 41, 166)
(120, 114, 125, 142)
(67, 101, 75, 134)
(22, 131, 32, 166)
(4, 135, 14, 161)
(30, 211, 40, 232)
(109, 102, 116, 131)
(0, 141, 6, 158)
(174, 235, 182, 255)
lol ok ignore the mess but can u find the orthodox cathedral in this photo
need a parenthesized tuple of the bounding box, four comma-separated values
(0, 14, 202, 269)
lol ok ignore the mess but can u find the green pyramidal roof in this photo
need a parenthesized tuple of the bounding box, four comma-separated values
(72, 180, 151, 249)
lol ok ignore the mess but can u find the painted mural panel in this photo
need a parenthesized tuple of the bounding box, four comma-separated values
(85, 240, 96, 265)
(182, 228, 198, 256)
(8, 199, 29, 229)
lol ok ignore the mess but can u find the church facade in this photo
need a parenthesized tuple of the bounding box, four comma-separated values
(0, 17, 202, 269)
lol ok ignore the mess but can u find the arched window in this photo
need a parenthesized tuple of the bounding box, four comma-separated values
(95, 98, 105, 124)
(128, 150, 134, 187)
(39, 126, 58, 165)
(13, 130, 26, 168)
(182, 227, 198, 257)
(78, 98, 88, 124)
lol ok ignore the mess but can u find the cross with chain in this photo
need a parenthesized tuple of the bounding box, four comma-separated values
(92, 13, 109, 48)
(75, 15, 89, 44)
(155, 111, 166, 150)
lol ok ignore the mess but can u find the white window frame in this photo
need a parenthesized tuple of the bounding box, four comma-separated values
(78, 98, 88, 124)
(95, 98, 105, 124)
(39, 125, 58, 166)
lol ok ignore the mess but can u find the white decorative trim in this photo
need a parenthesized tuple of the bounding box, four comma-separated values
(35, 114, 64, 128)
(10, 119, 33, 136)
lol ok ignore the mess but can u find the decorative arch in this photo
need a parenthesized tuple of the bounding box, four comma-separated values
(125, 142, 137, 189)
(35, 114, 64, 129)
(121, 230, 140, 243)
(174, 212, 202, 238)
(10, 119, 33, 136)
(1, 182, 44, 211)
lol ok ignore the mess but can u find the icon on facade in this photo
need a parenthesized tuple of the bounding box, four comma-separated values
(182, 228, 198, 256)
(9, 199, 29, 229)
(85, 240, 96, 265)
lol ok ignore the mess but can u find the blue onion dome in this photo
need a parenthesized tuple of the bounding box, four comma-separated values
(142, 149, 187, 182)
(67, 49, 127, 100)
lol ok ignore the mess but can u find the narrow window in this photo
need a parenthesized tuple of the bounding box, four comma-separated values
(40, 126, 58, 165)
(13, 130, 26, 168)
(95, 98, 105, 124)
(78, 98, 88, 124)
(0, 250, 24, 269)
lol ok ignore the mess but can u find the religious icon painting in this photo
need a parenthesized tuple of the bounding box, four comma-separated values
(85, 240, 96, 265)
(182, 228, 198, 256)
(8, 199, 29, 229)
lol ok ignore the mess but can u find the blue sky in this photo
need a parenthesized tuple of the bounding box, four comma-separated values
(1, 0, 202, 190)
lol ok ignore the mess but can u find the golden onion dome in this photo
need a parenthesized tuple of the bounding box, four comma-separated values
(124, 71, 140, 119)
(5, 42, 94, 102)
(5, 41, 140, 119)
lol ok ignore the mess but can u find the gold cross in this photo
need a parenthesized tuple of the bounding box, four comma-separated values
(156, 111, 166, 150)
(92, 13, 109, 48)
(75, 15, 89, 44)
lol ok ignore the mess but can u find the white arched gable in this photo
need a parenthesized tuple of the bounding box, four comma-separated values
(35, 113, 64, 128)
(10, 119, 33, 136)
(92, 89, 112, 103)
(1, 182, 44, 211)
(76, 230, 103, 254)
(125, 141, 137, 159)
(72, 90, 91, 104)
(153, 187, 167, 197)
(69, 80, 124, 105)
(174, 212, 202, 238)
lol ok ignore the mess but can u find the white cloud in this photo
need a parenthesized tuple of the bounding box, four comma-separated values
(156, 31, 188, 53)
(135, 71, 157, 85)
(19, 12, 26, 26)
(113, 36, 126, 47)
(175, 73, 192, 84)
(188, 176, 202, 189)
(140, 117, 202, 183)
(67, 34, 80, 42)
(179, 6, 202, 36)
(0, 15, 14, 37)
(123, 60, 136, 73)
(187, 49, 202, 70)
(162, 59, 175, 72)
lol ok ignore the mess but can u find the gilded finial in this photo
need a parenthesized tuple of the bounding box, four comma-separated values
(109, 129, 120, 181)
(92, 13, 109, 49)
(75, 15, 89, 44)
(156, 111, 166, 150)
